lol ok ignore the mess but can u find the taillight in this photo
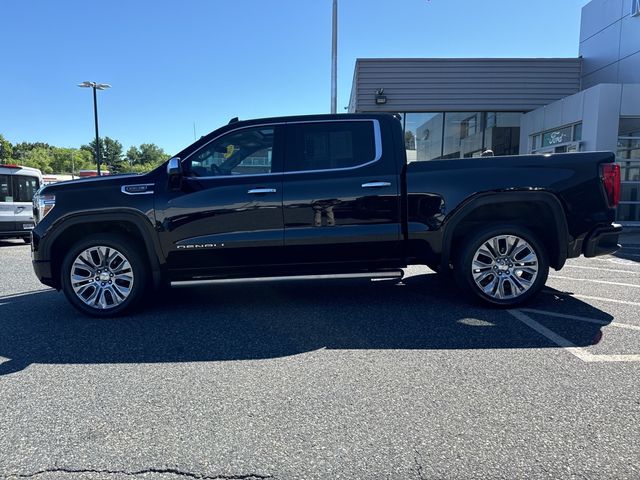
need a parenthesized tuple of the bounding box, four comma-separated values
(601, 163, 620, 208)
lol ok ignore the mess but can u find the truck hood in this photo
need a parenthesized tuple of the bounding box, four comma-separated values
(40, 173, 147, 195)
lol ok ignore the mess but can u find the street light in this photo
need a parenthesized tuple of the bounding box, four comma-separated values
(331, 0, 337, 114)
(77, 81, 111, 175)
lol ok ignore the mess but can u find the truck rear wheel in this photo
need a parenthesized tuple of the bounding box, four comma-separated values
(60, 233, 148, 317)
(454, 225, 549, 307)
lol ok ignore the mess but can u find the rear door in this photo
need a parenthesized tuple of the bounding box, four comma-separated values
(12, 174, 39, 231)
(281, 119, 402, 269)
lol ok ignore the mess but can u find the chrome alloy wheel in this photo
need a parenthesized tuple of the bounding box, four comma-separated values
(70, 246, 134, 310)
(471, 234, 539, 300)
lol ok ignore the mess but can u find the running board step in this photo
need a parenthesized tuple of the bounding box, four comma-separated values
(170, 270, 404, 288)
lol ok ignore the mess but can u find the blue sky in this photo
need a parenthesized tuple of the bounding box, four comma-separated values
(1, 0, 588, 155)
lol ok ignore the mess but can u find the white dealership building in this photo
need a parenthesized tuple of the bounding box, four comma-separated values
(349, 0, 640, 224)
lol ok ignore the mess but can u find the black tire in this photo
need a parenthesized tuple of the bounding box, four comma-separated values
(23, 236, 32, 244)
(60, 233, 149, 317)
(453, 224, 549, 307)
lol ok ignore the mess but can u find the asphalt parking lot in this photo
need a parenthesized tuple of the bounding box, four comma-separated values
(0, 234, 639, 480)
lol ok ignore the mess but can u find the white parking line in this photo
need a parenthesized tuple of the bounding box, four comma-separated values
(549, 275, 640, 288)
(520, 308, 640, 332)
(508, 309, 640, 363)
(0, 289, 53, 301)
(542, 290, 640, 307)
(562, 264, 640, 275)
(589, 257, 640, 267)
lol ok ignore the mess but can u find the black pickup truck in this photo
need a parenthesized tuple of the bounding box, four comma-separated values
(31, 113, 622, 316)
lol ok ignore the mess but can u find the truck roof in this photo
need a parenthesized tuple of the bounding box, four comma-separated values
(0, 164, 43, 177)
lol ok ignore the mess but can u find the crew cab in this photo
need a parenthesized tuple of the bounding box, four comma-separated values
(31, 114, 622, 316)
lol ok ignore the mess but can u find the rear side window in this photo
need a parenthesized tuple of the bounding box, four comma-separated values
(0, 175, 12, 202)
(286, 121, 377, 172)
(12, 175, 39, 202)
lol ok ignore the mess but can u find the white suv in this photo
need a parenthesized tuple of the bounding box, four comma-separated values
(0, 164, 43, 243)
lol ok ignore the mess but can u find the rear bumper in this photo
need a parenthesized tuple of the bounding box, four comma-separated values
(583, 223, 623, 258)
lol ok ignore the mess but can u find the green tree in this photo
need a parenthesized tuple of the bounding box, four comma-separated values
(0, 134, 14, 163)
(405, 131, 416, 150)
(125, 145, 141, 165)
(121, 143, 169, 173)
(11, 142, 51, 164)
(81, 137, 125, 173)
(22, 147, 54, 173)
(138, 143, 169, 166)
(51, 147, 95, 175)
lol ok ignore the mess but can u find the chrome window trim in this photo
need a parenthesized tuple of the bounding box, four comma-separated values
(182, 119, 382, 179)
(120, 183, 155, 195)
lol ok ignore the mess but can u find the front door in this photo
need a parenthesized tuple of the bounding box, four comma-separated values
(158, 125, 285, 279)
(281, 119, 402, 270)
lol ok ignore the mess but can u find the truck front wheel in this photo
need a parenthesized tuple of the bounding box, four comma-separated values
(60, 233, 149, 317)
(454, 225, 549, 307)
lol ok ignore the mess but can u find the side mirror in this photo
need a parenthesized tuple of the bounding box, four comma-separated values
(167, 157, 182, 190)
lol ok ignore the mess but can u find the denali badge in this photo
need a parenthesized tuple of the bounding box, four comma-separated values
(176, 243, 225, 249)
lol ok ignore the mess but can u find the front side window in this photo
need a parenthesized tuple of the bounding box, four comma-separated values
(286, 121, 376, 171)
(0, 175, 12, 202)
(187, 127, 275, 177)
(12, 175, 39, 202)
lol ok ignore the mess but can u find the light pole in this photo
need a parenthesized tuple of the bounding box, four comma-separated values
(77, 81, 111, 175)
(331, 0, 337, 114)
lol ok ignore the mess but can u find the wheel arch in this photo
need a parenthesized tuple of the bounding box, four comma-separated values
(44, 210, 163, 289)
(440, 191, 569, 272)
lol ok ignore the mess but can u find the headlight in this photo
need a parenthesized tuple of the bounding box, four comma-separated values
(33, 193, 55, 224)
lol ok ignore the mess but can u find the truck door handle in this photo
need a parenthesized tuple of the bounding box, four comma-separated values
(15, 207, 25, 213)
(247, 188, 277, 194)
(361, 182, 391, 188)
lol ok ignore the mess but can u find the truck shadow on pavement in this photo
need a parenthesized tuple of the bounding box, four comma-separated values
(0, 239, 29, 248)
(0, 273, 613, 376)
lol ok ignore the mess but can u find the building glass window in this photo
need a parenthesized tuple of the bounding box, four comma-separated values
(405, 113, 444, 162)
(573, 123, 582, 141)
(531, 123, 583, 154)
(541, 127, 573, 148)
(401, 111, 522, 161)
(484, 112, 521, 156)
(443, 112, 483, 159)
(616, 117, 640, 224)
(531, 135, 540, 150)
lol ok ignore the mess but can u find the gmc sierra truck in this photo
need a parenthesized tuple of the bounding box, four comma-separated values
(31, 113, 622, 316)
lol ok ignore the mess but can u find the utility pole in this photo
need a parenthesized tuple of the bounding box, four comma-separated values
(78, 81, 111, 176)
(331, 0, 338, 114)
